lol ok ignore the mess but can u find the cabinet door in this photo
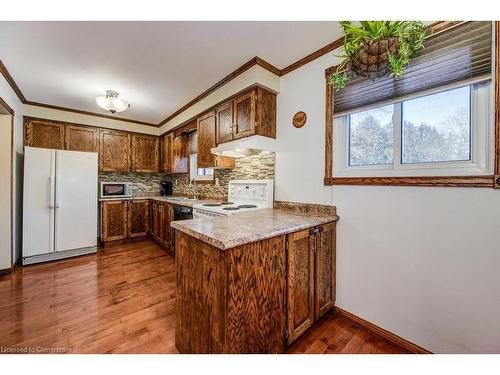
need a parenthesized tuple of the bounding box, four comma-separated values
(127, 200, 149, 238)
(101, 201, 128, 242)
(173, 134, 188, 173)
(66, 125, 99, 152)
(286, 228, 315, 344)
(150, 201, 162, 242)
(24, 119, 65, 149)
(99, 130, 131, 172)
(197, 111, 216, 168)
(160, 133, 174, 173)
(162, 203, 173, 252)
(131, 134, 159, 172)
(233, 90, 256, 139)
(214, 155, 235, 169)
(216, 101, 233, 144)
(315, 222, 336, 320)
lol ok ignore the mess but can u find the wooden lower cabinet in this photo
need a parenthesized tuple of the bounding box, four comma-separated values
(176, 231, 286, 353)
(286, 222, 336, 345)
(149, 201, 174, 254)
(127, 200, 149, 238)
(286, 228, 315, 343)
(101, 201, 128, 242)
(150, 201, 162, 243)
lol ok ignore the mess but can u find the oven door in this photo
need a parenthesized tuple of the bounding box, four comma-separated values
(101, 183, 128, 198)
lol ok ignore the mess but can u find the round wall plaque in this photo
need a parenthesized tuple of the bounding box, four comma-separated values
(293, 111, 307, 128)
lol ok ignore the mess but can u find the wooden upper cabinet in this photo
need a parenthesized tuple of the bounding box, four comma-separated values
(216, 101, 234, 144)
(24, 118, 65, 149)
(160, 133, 174, 173)
(101, 200, 128, 242)
(233, 90, 256, 139)
(127, 200, 149, 238)
(286, 228, 315, 345)
(172, 134, 188, 173)
(65, 125, 99, 152)
(216, 86, 276, 145)
(314, 222, 336, 320)
(197, 111, 216, 168)
(131, 134, 159, 172)
(99, 129, 131, 172)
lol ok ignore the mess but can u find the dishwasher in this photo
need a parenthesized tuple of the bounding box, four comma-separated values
(173, 204, 193, 221)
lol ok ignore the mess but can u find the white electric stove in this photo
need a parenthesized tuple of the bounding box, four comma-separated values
(193, 179, 274, 219)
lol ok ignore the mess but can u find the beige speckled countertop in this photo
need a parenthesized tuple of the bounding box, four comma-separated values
(98, 196, 220, 207)
(171, 208, 339, 250)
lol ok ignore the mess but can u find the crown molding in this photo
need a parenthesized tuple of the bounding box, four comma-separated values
(24, 100, 157, 127)
(0, 59, 27, 103)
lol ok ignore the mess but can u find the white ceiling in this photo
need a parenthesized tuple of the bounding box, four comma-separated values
(0, 21, 343, 124)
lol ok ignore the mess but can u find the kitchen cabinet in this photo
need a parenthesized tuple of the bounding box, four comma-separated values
(216, 86, 277, 144)
(197, 110, 235, 169)
(24, 118, 65, 149)
(172, 134, 188, 173)
(160, 133, 174, 173)
(286, 222, 336, 344)
(161, 203, 174, 254)
(150, 201, 162, 243)
(99, 129, 131, 172)
(216, 101, 233, 144)
(314, 222, 336, 320)
(101, 200, 128, 242)
(286, 228, 315, 344)
(65, 124, 99, 152)
(127, 200, 149, 238)
(131, 134, 159, 172)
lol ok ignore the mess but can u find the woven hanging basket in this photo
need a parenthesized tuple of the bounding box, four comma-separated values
(350, 37, 400, 79)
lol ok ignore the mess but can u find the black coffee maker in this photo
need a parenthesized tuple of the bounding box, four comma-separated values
(160, 180, 173, 196)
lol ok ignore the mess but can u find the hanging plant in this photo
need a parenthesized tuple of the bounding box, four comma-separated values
(329, 21, 427, 90)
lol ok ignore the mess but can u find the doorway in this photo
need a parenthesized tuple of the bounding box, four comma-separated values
(0, 97, 14, 273)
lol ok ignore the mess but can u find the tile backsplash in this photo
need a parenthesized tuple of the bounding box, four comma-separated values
(98, 172, 167, 197)
(98, 152, 275, 199)
(166, 152, 275, 198)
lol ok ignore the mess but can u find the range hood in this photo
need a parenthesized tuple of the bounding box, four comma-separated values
(211, 135, 276, 158)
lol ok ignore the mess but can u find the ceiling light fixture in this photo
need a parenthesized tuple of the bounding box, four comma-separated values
(96, 90, 130, 114)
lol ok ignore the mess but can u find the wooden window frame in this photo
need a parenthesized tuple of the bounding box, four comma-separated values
(324, 21, 500, 189)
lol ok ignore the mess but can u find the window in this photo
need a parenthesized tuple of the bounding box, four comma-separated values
(189, 153, 214, 182)
(335, 83, 493, 177)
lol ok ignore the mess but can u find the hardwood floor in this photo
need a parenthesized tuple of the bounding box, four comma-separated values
(0, 241, 407, 354)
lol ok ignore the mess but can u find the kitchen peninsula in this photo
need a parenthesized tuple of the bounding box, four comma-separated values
(172, 206, 339, 353)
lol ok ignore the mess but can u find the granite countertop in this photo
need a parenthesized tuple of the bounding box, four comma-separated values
(98, 196, 221, 207)
(171, 208, 339, 250)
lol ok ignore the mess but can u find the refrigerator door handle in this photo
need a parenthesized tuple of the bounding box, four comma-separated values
(48, 176, 55, 209)
(54, 174, 60, 208)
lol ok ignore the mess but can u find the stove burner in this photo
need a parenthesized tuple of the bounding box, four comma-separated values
(203, 203, 222, 207)
(238, 205, 257, 209)
(223, 207, 240, 211)
(221, 202, 234, 205)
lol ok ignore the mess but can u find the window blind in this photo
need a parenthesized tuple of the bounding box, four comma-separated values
(333, 21, 493, 117)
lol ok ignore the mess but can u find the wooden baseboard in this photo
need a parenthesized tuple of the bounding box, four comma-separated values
(334, 307, 432, 354)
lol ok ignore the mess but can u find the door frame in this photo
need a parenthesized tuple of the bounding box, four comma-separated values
(0, 96, 14, 272)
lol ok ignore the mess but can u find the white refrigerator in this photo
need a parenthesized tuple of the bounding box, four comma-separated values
(22, 147, 98, 265)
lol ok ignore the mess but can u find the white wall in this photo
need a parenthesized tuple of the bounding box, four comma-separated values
(0, 114, 12, 270)
(0, 77, 24, 266)
(276, 51, 500, 353)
